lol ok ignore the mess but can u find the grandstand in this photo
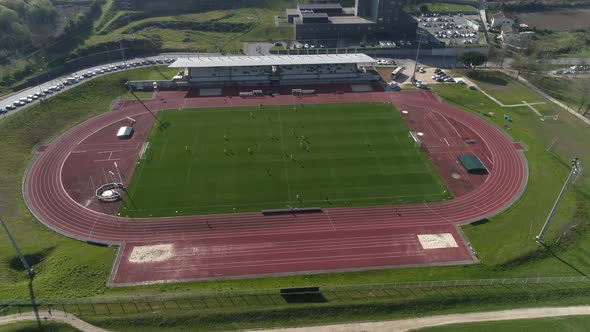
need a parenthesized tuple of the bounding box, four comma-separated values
(167, 54, 379, 87)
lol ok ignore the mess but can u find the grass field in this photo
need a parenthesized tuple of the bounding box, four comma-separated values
(122, 104, 450, 217)
(415, 315, 590, 332)
(459, 71, 560, 116)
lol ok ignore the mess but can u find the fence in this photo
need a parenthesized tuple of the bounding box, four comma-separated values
(1, 276, 589, 318)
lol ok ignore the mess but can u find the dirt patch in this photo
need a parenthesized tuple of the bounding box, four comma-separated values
(514, 8, 590, 31)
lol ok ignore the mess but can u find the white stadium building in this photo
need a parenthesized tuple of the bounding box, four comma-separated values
(127, 54, 380, 91)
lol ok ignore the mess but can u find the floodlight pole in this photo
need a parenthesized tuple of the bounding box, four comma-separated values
(412, 32, 425, 84)
(0, 216, 34, 279)
(535, 158, 581, 244)
(127, 86, 165, 127)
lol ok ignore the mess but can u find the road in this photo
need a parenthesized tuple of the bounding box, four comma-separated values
(0, 52, 214, 120)
(256, 306, 590, 332)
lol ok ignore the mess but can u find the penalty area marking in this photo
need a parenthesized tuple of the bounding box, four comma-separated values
(417, 233, 458, 249)
(129, 244, 174, 263)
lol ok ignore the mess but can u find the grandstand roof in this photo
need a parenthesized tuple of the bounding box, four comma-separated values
(169, 54, 376, 68)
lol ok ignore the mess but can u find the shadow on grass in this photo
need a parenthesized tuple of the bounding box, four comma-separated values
(470, 219, 490, 226)
(281, 293, 328, 304)
(9, 247, 55, 272)
(541, 242, 589, 278)
(158, 121, 171, 131)
(467, 72, 509, 86)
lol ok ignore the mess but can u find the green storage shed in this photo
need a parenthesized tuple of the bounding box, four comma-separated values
(458, 154, 488, 174)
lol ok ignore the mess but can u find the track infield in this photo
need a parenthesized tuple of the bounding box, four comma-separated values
(122, 103, 450, 217)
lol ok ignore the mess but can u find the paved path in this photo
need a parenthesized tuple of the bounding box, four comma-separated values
(256, 306, 590, 332)
(0, 310, 110, 332)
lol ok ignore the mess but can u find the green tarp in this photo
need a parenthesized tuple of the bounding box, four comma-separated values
(458, 154, 488, 174)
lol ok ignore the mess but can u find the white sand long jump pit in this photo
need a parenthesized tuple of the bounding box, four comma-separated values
(129, 244, 174, 263)
(417, 233, 458, 249)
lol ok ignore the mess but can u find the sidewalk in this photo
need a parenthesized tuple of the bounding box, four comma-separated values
(256, 306, 590, 332)
(0, 310, 110, 332)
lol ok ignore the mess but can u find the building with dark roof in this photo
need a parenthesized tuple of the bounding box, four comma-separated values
(286, 0, 417, 42)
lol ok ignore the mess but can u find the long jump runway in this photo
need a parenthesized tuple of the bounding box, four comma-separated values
(24, 90, 527, 285)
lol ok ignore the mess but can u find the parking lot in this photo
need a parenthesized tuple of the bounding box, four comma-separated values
(416, 13, 484, 46)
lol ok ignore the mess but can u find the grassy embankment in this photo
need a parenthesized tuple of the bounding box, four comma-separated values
(415, 315, 590, 332)
(0, 69, 589, 330)
(524, 74, 590, 114)
(87, 0, 294, 53)
(0, 321, 80, 332)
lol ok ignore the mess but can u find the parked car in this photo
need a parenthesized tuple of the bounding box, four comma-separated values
(456, 79, 466, 85)
(5, 104, 16, 110)
(15, 101, 26, 106)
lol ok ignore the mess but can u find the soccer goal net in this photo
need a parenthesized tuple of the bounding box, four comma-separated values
(408, 131, 422, 147)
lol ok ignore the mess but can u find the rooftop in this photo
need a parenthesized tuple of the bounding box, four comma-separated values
(298, 3, 342, 10)
(329, 16, 374, 24)
(169, 54, 377, 68)
(300, 12, 329, 18)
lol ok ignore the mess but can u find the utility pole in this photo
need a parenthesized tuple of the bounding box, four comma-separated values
(535, 158, 581, 244)
(117, 38, 126, 65)
(411, 32, 425, 84)
(104, 45, 111, 63)
(0, 217, 34, 279)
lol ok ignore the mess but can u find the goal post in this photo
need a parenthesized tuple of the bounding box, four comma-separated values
(408, 131, 422, 148)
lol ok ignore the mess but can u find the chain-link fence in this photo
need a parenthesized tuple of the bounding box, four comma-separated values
(1, 276, 589, 318)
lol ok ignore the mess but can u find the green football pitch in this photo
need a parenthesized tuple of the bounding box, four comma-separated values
(120, 103, 450, 217)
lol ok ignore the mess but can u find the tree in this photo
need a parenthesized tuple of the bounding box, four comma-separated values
(458, 52, 487, 71)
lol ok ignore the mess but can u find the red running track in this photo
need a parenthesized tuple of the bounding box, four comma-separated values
(24, 90, 527, 285)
